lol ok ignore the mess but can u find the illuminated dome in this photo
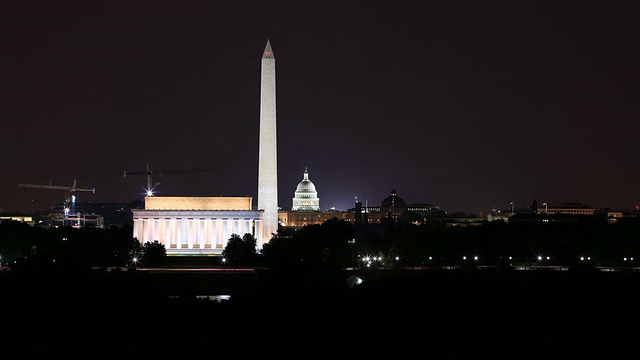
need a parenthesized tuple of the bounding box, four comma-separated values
(292, 168, 320, 211)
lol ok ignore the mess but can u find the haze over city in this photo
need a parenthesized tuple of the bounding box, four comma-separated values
(2, 0, 639, 215)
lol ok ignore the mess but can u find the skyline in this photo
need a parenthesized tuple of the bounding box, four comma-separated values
(2, 1, 640, 215)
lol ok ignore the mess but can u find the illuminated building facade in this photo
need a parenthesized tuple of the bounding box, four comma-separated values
(132, 196, 262, 255)
(258, 40, 279, 243)
(537, 202, 596, 216)
(291, 168, 320, 211)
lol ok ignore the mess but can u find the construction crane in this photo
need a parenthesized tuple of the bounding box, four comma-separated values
(17, 179, 96, 224)
(123, 162, 219, 196)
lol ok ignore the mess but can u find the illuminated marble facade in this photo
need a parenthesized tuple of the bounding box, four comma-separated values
(132, 196, 263, 255)
(291, 168, 320, 211)
(258, 40, 279, 243)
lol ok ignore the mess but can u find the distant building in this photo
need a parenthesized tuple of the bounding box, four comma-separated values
(278, 188, 439, 228)
(507, 212, 581, 224)
(279, 210, 347, 229)
(0, 214, 35, 226)
(425, 211, 486, 227)
(486, 211, 512, 222)
(350, 190, 439, 224)
(33, 201, 141, 229)
(51, 212, 104, 229)
(537, 202, 596, 216)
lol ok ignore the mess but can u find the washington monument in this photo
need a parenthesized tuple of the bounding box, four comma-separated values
(258, 39, 278, 245)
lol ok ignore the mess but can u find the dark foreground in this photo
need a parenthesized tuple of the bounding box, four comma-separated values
(2, 266, 639, 358)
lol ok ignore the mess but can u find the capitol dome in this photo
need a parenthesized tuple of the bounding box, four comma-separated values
(292, 168, 320, 211)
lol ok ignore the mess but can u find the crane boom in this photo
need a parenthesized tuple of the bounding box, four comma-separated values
(17, 179, 96, 225)
(18, 183, 95, 193)
(123, 163, 219, 196)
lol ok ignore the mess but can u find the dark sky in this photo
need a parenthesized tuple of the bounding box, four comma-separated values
(2, 0, 639, 215)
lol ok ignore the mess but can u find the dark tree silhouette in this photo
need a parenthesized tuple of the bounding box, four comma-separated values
(222, 233, 257, 266)
(143, 240, 167, 266)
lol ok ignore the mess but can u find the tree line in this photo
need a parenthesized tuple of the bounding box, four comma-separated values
(2, 216, 640, 272)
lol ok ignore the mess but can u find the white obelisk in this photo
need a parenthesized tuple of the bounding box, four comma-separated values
(258, 39, 278, 247)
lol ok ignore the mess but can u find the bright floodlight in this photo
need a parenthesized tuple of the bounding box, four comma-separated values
(146, 190, 153, 196)
(537, 256, 542, 261)
(132, 257, 138, 263)
(222, 257, 227, 263)
(462, 256, 466, 260)
(429, 256, 432, 260)
(395, 256, 399, 260)
(474, 256, 478, 261)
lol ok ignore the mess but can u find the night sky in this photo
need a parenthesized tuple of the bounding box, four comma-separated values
(2, 0, 639, 215)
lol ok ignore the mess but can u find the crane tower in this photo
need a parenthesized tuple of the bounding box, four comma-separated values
(17, 179, 95, 227)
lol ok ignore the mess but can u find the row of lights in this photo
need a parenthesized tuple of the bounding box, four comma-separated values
(358, 254, 637, 263)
